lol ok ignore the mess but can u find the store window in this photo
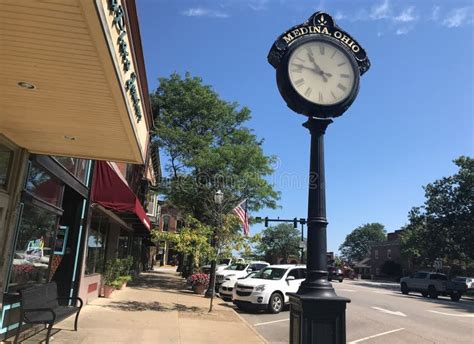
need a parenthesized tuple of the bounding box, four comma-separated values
(53, 157, 90, 184)
(162, 215, 170, 231)
(85, 215, 108, 274)
(118, 232, 131, 258)
(9, 204, 58, 290)
(0, 144, 13, 189)
(26, 164, 63, 207)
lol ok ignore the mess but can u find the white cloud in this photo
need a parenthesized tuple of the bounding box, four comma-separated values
(248, 0, 269, 11)
(334, 11, 346, 21)
(430, 5, 441, 21)
(395, 27, 411, 35)
(394, 6, 417, 23)
(442, 7, 474, 28)
(182, 7, 229, 18)
(370, 0, 391, 20)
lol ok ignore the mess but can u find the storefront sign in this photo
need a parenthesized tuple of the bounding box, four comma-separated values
(108, 0, 142, 123)
(25, 238, 44, 261)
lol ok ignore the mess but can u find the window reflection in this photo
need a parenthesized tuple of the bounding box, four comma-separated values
(54, 156, 89, 184)
(9, 204, 58, 289)
(26, 164, 63, 207)
(85, 212, 108, 275)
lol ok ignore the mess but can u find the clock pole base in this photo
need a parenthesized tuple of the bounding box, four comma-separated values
(288, 292, 349, 344)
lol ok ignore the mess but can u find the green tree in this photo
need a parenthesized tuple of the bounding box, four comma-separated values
(400, 157, 474, 270)
(150, 73, 279, 310)
(339, 223, 386, 263)
(151, 72, 279, 226)
(257, 223, 301, 263)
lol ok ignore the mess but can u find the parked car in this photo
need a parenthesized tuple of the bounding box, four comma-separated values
(201, 258, 233, 274)
(400, 271, 467, 301)
(219, 272, 257, 301)
(232, 264, 306, 314)
(215, 261, 269, 291)
(451, 276, 473, 290)
(327, 266, 344, 283)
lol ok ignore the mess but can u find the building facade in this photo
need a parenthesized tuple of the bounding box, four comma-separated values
(0, 0, 157, 340)
(370, 230, 409, 278)
(156, 205, 183, 266)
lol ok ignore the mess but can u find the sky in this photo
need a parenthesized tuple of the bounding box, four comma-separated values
(136, 0, 474, 253)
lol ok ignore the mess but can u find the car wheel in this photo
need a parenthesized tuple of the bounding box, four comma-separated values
(401, 282, 409, 295)
(450, 292, 461, 302)
(268, 292, 284, 314)
(338, 278, 343, 283)
(428, 285, 438, 299)
(421, 291, 428, 297)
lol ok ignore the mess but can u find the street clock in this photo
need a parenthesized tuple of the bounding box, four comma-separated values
(268, 12, 370, 118)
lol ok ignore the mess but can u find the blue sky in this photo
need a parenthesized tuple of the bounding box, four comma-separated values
(137, 0, 473, 253)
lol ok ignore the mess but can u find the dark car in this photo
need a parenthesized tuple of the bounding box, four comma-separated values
(327, 267, 344, 282)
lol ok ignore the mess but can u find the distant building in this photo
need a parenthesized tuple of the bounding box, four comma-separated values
(156, 205, 184, 266)
(370, 230, 409, 278)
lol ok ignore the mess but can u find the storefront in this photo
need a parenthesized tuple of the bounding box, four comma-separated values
(0, 0, 155, 340)
(0, 155, 92, 338)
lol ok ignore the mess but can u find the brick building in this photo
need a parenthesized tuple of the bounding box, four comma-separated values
(370, 230, 409, 278)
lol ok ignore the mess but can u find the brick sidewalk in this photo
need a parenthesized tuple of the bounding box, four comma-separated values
(19, 267, 265, 344)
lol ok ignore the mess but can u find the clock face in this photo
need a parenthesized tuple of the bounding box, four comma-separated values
(288, 40, 356, 106)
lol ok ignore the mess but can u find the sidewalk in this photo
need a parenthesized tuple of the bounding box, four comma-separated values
(22, 267, 265, 344)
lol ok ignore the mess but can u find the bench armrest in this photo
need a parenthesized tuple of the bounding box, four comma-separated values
(57, 297, 83, 308)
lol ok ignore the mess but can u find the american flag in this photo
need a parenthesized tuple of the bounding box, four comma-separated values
(233, 199, 249, 236)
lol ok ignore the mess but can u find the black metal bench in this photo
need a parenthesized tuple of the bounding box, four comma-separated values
(14, 282, 83, 344)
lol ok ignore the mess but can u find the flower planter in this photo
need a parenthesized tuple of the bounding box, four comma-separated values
(103, 285, 115, 298)
(193, 284, 207, 294)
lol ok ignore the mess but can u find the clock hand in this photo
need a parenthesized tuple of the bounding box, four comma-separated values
(306, 53, 329, 82)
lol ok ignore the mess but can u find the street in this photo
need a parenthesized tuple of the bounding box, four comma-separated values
(232, 280, 474, 344)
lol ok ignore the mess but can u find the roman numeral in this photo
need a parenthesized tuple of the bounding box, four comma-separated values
(340, 74, 350, 78)
(304, 87, 312, 97)
(305, 47, 313, 56)
(337, 62, 346, 67)
(331, 91, 337, 99)
(319, 45, 325, 55)
(337, 83, 347, 91)
(294, 78, 305, 87)
(295, 56, 305, 63)
(291, 64, 302, 73)
(331, 50, 337, 59)
(318, 92, 323, 102)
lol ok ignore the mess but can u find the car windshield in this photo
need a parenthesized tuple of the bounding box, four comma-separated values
(219, 258, 231, 265)
(252, 267, 287, 280)
(225, 263, 247, 271)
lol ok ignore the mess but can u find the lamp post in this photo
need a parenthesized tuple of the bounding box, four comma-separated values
(205, 190, 224, 300)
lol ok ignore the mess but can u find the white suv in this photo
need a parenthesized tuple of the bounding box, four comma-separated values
(215, 261, 269, 291)
(232, 265, 306, 313)
(219, 272, 257, 301)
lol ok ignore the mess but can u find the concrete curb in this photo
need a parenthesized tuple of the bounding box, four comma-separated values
(232, 309, 269, 344)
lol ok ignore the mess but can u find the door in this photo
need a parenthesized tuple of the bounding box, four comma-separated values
(286, 268, 305, 298)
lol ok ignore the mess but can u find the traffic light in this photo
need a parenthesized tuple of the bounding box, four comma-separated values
(293, 218, 298, 228)
(264, 216, 269, 227)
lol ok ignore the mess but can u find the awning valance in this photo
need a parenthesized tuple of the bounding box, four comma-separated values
(91, 161, 150, 231)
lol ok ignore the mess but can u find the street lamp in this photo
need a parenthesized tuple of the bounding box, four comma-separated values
(205, 190, 224, 300)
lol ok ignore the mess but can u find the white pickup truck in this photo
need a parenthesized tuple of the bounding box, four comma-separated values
(400, 271, 466, 301)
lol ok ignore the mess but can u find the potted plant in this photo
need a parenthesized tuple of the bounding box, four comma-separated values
(103, 259, 121, 298)
(187, 273, 210, 294)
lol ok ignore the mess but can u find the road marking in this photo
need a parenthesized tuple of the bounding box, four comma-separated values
(428, 310, 474, 318)
(371, 306, 407, 317)
(254, 318, 289, 326)
(339, 289, 356, 292)
(348, 328, 405, 344)
(372, 290, 393, 295)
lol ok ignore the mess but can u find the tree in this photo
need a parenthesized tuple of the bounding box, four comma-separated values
(257, 224, 301, 264)
(151, 72, 279, 226)
(339, 223, 386, 263)
(400, 157, 474, 271)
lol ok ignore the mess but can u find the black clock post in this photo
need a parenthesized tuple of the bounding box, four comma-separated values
(268, 12, 370, 343)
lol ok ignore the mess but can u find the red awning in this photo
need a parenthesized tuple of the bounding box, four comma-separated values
(91, 161, 151, 230)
